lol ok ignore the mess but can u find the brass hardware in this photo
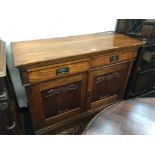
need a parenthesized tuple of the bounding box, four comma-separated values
(110, 55, 119, 63)
(56, 67, 69, 75)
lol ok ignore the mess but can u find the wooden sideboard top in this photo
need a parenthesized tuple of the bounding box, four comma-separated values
(12, 31, 144, 69)
(0, 40, 6, 77)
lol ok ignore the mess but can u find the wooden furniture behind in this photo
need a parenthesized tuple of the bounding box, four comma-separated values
(0, 40, 22, 134)
(83, 98, 155, 135)
(116, 19, 155, 99)
(12, 32, 143, 134)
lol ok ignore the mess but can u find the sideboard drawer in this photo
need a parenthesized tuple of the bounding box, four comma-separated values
(91, 50, 137, 68)
(25, 59, 90, 84)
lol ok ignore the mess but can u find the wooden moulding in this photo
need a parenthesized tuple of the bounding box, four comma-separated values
(11, 31, 144, 69)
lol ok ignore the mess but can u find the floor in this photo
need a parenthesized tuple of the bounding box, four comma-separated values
(20, 91, 155, 135)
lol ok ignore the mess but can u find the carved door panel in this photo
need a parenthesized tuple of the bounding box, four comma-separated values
(87, 63, 130, 109)
(27, 73, 87, 132)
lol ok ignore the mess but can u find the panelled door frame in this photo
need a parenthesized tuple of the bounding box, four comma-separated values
(26, 73, 87, 132)
(87, 62, 131, 109)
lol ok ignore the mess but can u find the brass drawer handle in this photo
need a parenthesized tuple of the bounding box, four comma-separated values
(110, 55, 119, 63)
(56, 67, 69, 75)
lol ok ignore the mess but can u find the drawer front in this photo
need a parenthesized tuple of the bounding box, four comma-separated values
(26, 60, 90, 84)
(91, 50, 137, 68)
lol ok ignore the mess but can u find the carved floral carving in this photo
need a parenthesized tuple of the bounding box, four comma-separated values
(43, 83, 79, 97)
(95, 72, 120, 84)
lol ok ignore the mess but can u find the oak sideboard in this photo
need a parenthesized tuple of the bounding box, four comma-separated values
(12, 32, 143, 134)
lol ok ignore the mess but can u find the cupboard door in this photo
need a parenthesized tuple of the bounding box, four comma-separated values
(132, 69, 153, 96)
(87, 62, 131, 109)
(27, 73, 87, 132)
(149, 69, 155, 90)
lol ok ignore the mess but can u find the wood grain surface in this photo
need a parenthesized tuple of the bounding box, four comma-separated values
(11, 32, 143, 69)
(0, 40, 6, 77)
(11, 31, 144, 134)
